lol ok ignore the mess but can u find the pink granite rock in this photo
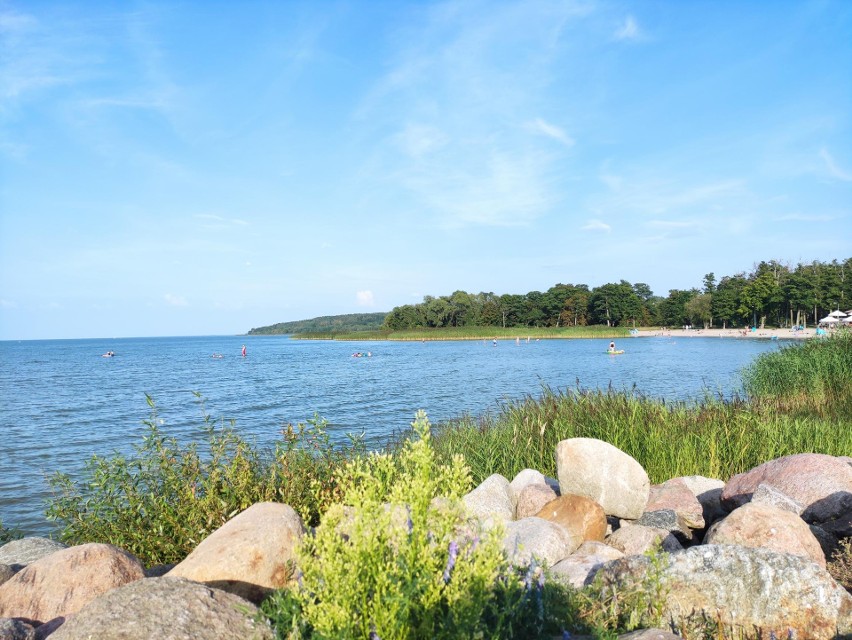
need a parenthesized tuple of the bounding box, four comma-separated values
(0, 543, 144, 625)
(721, 453, 852, 524)
(646, 478, 705, 529)
(515, 483, 558, 520)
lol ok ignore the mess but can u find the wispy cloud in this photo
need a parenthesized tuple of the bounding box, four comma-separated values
(356, 290, 375, 307)
(819, 147, 852, 182)
(582, 219, 611, 233)
(614, 15, 641, 42)
(525, 118, 574, 147)
(164, 293, 188, 307)
(194, 214, 250, 230)
(395, 123, 449, 158)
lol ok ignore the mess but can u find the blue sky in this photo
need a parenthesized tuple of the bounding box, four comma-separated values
(1, 0, 850, 340)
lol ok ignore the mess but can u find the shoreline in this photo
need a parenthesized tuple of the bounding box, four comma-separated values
(635, 327, 825, 340)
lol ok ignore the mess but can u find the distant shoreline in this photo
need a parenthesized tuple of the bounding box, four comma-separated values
(635, 327, 820, 340)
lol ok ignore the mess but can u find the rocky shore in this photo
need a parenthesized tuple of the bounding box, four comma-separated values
(0, 441, 850, 639)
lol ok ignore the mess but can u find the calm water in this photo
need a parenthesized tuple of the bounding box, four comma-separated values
(0, 334, 784, 535)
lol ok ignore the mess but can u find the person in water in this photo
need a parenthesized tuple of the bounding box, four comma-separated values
(241, 344, 247, 357)
(608, 341, 616, 353)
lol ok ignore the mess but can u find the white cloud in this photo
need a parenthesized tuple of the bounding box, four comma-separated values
(164, 293, 188, 307)
(582, 219, 611, 232)
(525, 118, 574, 147)
(819, 147, 852, 182)
(614, 15, 641, 41)
(356, 290, 375, 307)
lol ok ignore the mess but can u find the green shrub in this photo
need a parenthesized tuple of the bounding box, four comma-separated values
(263, 411, 576, 639)
(0, 518, 22, 546)
(45, 393, 362, 566)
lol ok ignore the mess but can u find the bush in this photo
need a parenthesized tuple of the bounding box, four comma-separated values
(45, 393, 363, 566)
(0, 518, 22, 546)
(262, 411, 576, 639)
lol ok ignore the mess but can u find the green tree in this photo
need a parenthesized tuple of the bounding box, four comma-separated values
(685, 293, 713, 329)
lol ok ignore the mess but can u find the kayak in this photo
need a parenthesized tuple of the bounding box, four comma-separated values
(606, 350, 625, 355)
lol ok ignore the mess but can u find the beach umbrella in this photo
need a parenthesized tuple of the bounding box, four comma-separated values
(819, 316, 839, 325)
(828, 310, 847, 318)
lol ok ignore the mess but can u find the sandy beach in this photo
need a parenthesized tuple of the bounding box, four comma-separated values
(636, 327, 824, 340)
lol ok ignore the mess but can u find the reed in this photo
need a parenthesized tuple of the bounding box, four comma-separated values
(422, 385, 851, 485)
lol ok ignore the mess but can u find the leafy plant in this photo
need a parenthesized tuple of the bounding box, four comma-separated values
(45, 393, 362, 566)
(263, 411, 576, 639)
(0, 518, 22, 546)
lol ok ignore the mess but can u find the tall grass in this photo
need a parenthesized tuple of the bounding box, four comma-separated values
(742, 329, 852, 417)
(423, 386, 851, 485)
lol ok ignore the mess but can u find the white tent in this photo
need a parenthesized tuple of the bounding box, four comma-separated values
(828, 310, 847, 318)
(819, 316, 839, 325)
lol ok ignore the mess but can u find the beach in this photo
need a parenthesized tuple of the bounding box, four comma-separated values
(637, 327, 824, 340)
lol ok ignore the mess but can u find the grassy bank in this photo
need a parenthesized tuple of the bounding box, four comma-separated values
(296, 325, 632, 341)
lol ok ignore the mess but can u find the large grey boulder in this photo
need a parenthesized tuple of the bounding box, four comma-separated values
(595, 545, 852, 639)
(555, 438, 649, 520)
(48, 577, 273, 640)
(462, 474, 514, 527)
(168, 502, 305, 603)
(721, 453, 852, 524)
(0, 565, 14, 587)
(678, 475, 726, 527)
(0, 539, 67, 572)
(503, 517, 580, 567)
(605, 523, 683, 556)
(0, 543, 144, 625)
(0, 618, 36, 640)
(550, 540, 624, 588)
(705, 502, 825, 567)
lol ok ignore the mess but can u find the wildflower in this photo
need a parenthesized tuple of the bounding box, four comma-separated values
(443, 540, 459, 583)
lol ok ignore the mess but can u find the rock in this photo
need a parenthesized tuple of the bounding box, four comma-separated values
(635, 509, 694, 545)
(550, 540, 624, 588)
(515, 484, 558, 520)
(721, 453, 852, 524)
(509, 469, 547, 511)
(0, 543, 144, 625)
(605, 524, 683, 556)
(555, 438, 649, 520)
(462, 474, 514, 527)
(168, 502, 305, 603)
(595, 545, 852, 639)
(0, 539, 67, 572)
(750, 483, 804, 515)
(809, 524, 840, 561)
(820, 510, 852, 540)
(534, 494, 606, 545)
(678, 476, 726, 527)
(503, 517, 580, 567)
(47, 577, 273, 640)
(646, 478, 705, 529)
(705, 502, 825, 567)
(0, 618, 36, 640)
(0, 565, 14, 587)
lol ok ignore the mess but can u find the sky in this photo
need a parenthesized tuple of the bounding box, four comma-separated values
(1, 0, 851, 340)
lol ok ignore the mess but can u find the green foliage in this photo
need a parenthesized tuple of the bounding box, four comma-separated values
(45, 394, 362, 566)
(263, 411, 576, 639)
(828, 537, 852, 594)
(249, 313, 389, 335)
(0, 518, 22, 546)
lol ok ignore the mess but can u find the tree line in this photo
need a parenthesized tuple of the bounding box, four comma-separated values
(383, 259, 852, 331)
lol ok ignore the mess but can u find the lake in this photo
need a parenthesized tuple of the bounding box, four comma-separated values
(0, 334, 785, 535)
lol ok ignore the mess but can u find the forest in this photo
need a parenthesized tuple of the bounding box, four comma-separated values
(383, 259, 852, 331)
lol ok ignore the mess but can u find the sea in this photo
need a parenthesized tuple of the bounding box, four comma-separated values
(0, 334, 786, 535)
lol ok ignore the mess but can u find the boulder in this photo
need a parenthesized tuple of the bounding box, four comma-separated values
(645, 478, 705, 529)
(509, 469, 547, 511)
(0, 539, 67, 572)
(0, 543, 144, 625)
(678, 476, 726, 527)
(705, 502, 825, 567)
(750, 483, 804, 515)
(462, 474, 514, 527)
(0, 565, 14, 587)
(595, 545, 852, 639)
(555, 438, 649, 520)
(605, 523, 683, 556)
(503, 517, 580, 567)
(549, 540, 624, 588)
(515, 484, 557, 520)
(721, 453, 852, 523)
(47, 577, 273, 640)
(0, 618, 36, 640)
(168, 502, 305, 603)
(635, 509, 694, 545)
(534, 494, 606, 544)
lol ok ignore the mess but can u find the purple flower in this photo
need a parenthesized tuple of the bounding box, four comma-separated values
(443, 540, 459, 583)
